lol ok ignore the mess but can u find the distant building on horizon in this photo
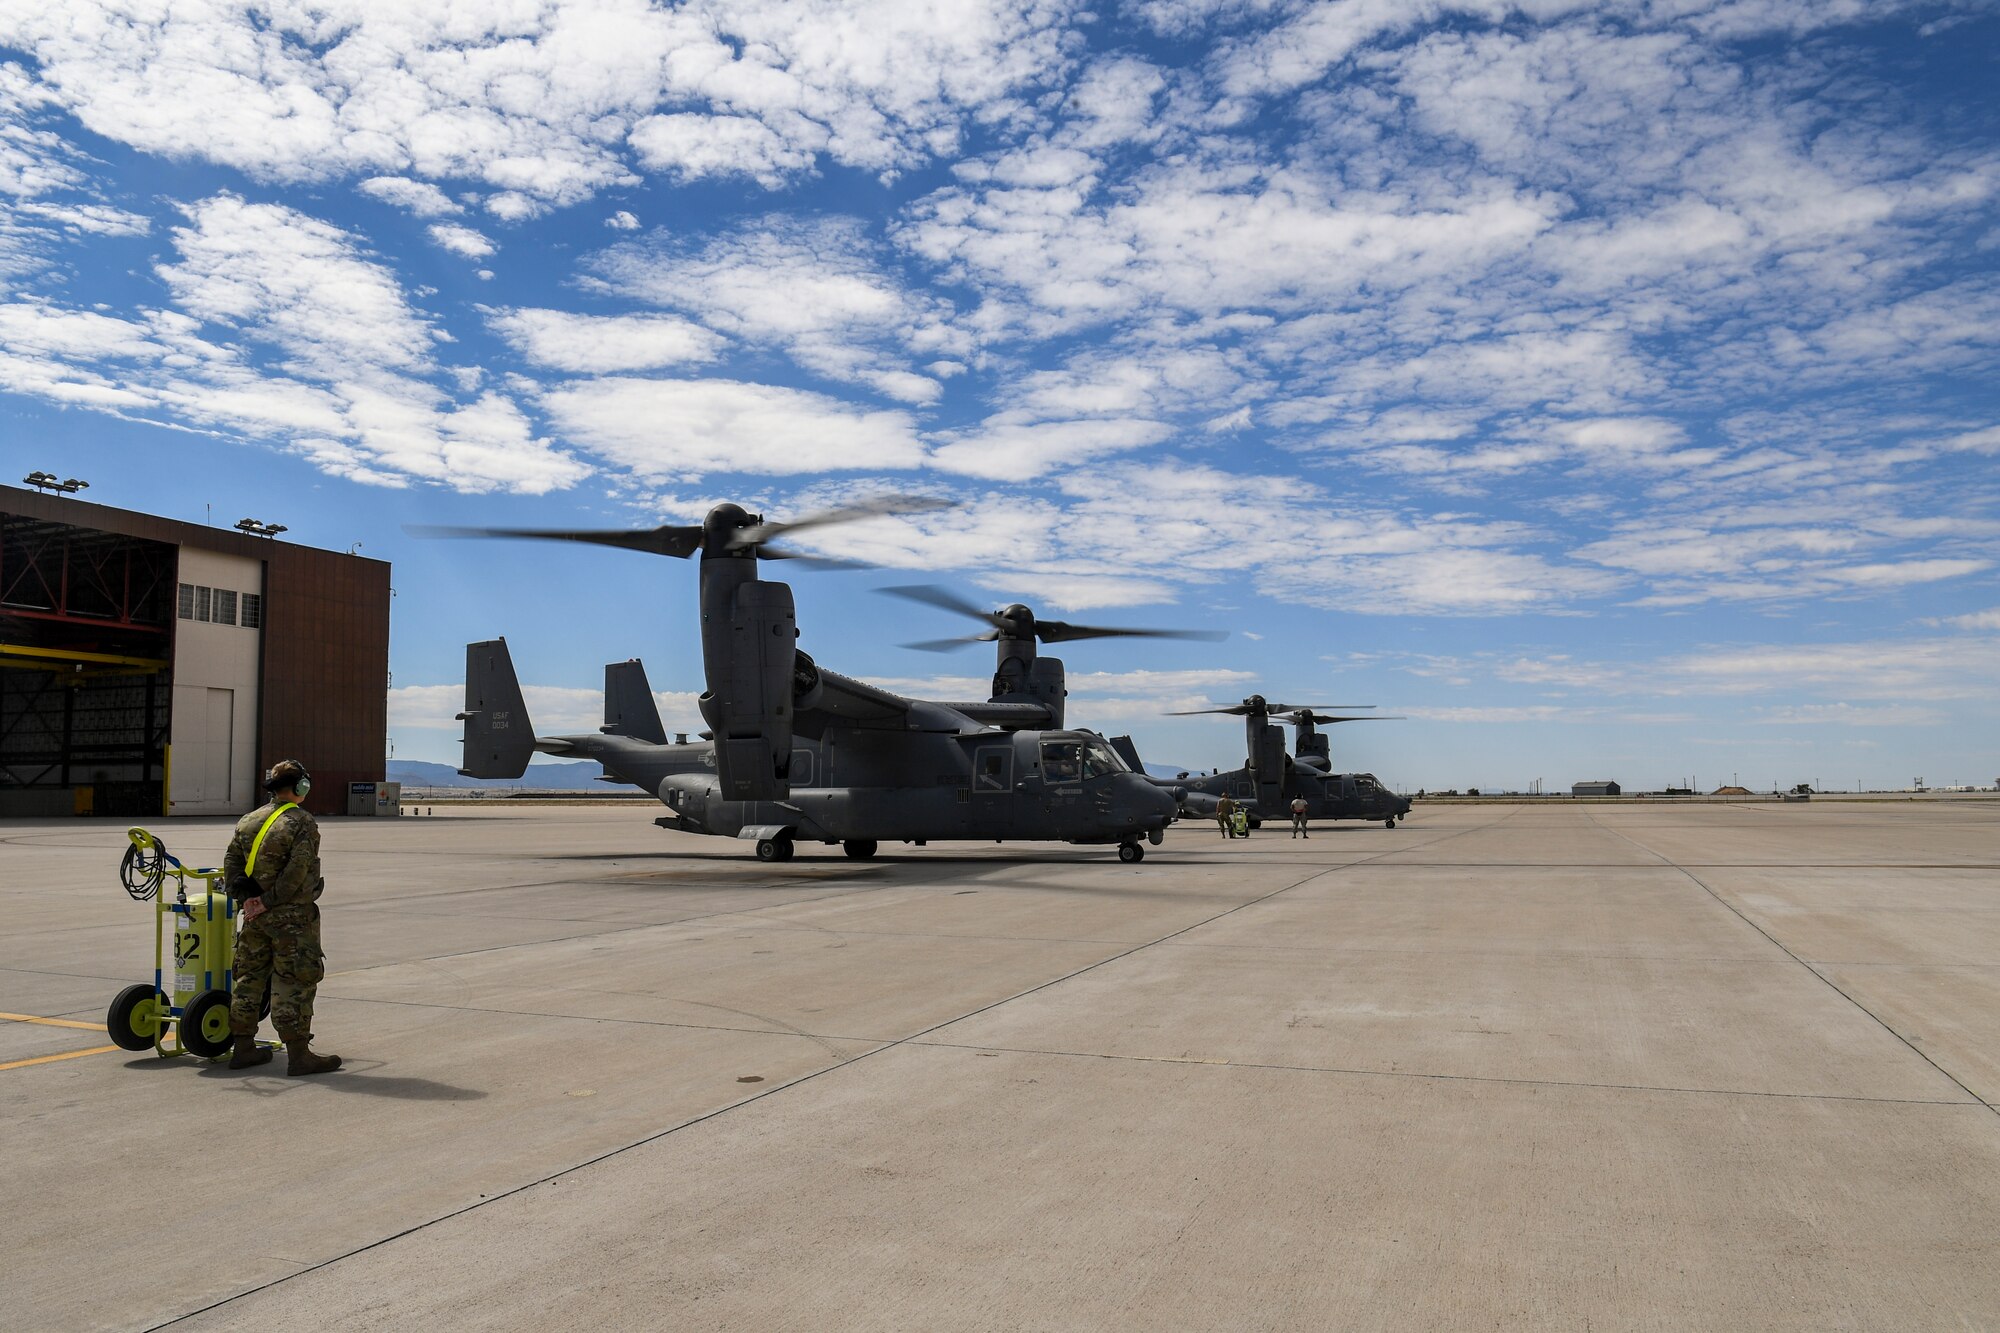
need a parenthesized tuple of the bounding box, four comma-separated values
(1572, 780, 1621, 796)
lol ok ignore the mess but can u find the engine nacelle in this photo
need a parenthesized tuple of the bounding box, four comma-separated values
(698, 578, 799, 802)
(1249, 721, 1288, 811)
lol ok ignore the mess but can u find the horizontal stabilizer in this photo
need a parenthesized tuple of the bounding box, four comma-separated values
(457, 638, 533, 779)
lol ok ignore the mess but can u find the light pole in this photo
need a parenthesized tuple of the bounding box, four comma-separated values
(234, 518, 289, 539)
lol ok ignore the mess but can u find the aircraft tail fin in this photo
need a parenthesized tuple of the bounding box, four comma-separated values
(1108, 734, 1144, 772)
(602, 659, 667, 744)
(458, 638, 534, 778)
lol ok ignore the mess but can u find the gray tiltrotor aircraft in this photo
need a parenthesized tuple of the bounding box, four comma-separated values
(1154, 695, 1412, 828)
(437, 500, 1192, 862)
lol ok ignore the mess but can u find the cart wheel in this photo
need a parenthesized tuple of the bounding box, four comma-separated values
(181, 990, 234, 1059)
(1118, 841, 1144, 863)
(843, 840, 878, 860)
(755, 838, 783, 863)
(107, 984, 166, 1051)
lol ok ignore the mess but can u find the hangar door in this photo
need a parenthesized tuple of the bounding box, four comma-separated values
(0, 511, 174, 817)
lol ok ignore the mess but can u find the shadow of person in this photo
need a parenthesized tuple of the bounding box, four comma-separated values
(198, 1057, 486, 1101)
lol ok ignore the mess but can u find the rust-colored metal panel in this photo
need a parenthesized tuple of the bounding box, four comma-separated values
(260, 541, 391, 815)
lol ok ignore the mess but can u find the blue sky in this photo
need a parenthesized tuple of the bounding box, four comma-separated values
(2, 0, 1996, 791)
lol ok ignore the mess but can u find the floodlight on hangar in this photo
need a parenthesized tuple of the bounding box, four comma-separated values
(22, 471, 89, 496)
(233, 518, 288, 538)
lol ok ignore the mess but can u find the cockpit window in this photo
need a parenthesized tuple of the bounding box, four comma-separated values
(1356, 774, 1380, 791)
(1082, 740, 1127, 779)
(1041, 741, 1081, 783)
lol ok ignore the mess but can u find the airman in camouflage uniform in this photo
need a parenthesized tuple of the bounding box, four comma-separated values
(223, 759, 341, 1075)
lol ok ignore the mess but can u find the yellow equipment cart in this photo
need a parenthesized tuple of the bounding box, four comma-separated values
(105, 827, 267, 1060)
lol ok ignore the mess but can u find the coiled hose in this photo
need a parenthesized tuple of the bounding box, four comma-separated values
(120, 837, 172, 901)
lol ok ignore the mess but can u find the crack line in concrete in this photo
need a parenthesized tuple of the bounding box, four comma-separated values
(147, 808, 1522, 1329)
(906, 1039, 1983, 1108)
(1583, 811, 2000, 1121)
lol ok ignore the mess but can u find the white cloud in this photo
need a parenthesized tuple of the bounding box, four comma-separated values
(1, 1, 1078, 205)
(428, 223, 496, 259)
(1940, 608, 2000, 631)
(15, 200, 150, 235)
(0, 194, 586, 494)
(628, 114, 819, 189)
(930, 417, 1172, 481)
(487, 308, 724, 373)
(605, 210, 639, 230)
(358, 177, 460, 217)
(1752, 704, 1946, 727)
(591, 217, 961, 401)
(158, 195, 437, 378)
(541, 377, 927, 478)
(1827, 559, 1990, 589)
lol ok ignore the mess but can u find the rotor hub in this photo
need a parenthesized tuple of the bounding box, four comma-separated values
(996, 604, 1035, 637)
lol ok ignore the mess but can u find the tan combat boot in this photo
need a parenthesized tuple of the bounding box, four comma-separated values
(281, 1031, 343, 1076)
(227, 1026, 273, 1069)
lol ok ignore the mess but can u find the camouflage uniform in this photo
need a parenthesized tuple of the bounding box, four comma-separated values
(223, 801, 325, 1039)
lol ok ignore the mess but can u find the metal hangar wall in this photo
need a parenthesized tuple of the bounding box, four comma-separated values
(0, 484, 389, 817)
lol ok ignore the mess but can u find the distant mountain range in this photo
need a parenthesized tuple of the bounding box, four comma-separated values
(388, 759, 607, 790)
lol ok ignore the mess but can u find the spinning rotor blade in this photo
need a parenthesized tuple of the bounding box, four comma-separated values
(1036, 621, 1228, 645)
(410, 495, 950, 567)
(883, 583, 1225, 645)
(1169, 700, 1375, 717)
(757, 546, 874, 570)
(880, 584, 1000, 621)
(407, 523, 702, 559)
(901, 633, 1001, 653)
(736, 495, 955, 550)
(1280, 704, 1392, 716)
(1269, 704, 1377, 716)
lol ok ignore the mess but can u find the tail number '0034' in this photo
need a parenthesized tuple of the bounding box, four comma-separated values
(492, 711, 510, 731)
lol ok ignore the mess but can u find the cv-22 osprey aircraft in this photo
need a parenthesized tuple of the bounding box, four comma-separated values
(1148, 695, 1412, 829)
(430, 499, 1214, 863)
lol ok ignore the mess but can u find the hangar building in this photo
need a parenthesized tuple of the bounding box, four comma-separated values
(1, 483, 389, 818)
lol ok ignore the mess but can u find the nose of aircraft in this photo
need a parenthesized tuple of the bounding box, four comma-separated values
(1139, 778, 1177, 825)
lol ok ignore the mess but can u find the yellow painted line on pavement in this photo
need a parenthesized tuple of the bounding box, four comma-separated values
(0, 1045, 122, 1072)
(0, 1011, 104, 1031)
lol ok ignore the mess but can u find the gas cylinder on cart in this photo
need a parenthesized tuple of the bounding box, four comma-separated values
(171, 889, 236, 1008)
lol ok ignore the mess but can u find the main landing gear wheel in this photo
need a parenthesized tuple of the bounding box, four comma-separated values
(1385, 817, 1397, 829)
(755, 837, 795, 863)
(106, 984, 165, 1052)
(181, 989, 234, 1059)
(1118, 841, 1145, 863)
(843, 840, 878, 860)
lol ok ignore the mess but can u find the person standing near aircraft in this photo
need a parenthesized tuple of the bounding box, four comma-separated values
(223, 760, 341, 1076)
(1216, 792, 1237, 837)
(1290, 796, 1310, 838)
